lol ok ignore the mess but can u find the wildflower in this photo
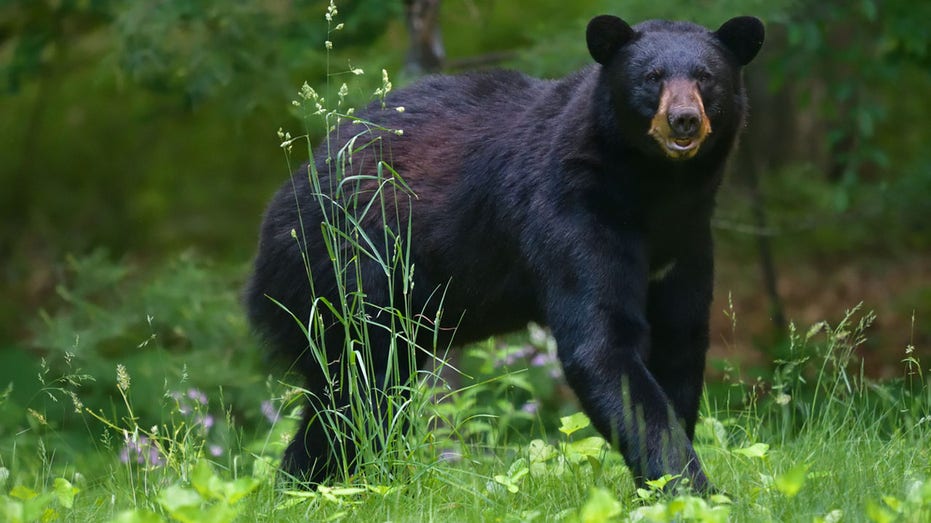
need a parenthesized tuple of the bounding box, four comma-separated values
(195, 414, 215, 430)
(209, 445, 223, 457)
(187, 388, 208, 405)
(120, 433, 165, 467)
(521, 400, 539, 414)
(497, 345, 533, 367)
(530, 353, 554, 367)
(261, 400, 281, 424)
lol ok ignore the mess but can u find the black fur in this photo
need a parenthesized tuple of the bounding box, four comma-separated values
(245, 15, 764, 492)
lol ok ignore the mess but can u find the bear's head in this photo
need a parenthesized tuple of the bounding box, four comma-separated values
(587, 15, 764, 161)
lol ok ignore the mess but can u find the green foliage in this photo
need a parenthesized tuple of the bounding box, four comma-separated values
(769, 0, 930, 190)
(0, 250, 276, 485)
(0, 473, 79, 523)
(2, 250, 930, 522)
(152, 460, 259, 523)
(267, 5, 448, 485)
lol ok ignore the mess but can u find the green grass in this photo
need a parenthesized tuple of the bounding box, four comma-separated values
(2, 275, 930, 522)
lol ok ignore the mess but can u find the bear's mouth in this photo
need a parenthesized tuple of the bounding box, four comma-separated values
(671, 138, 697, 151)
(659, 137, 701, 159)
(649, 119, 710, 160)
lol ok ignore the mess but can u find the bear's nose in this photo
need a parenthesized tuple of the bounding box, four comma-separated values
(668, 108, 702, 138)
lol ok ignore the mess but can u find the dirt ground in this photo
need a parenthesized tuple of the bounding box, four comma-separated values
(711, 254, 931, 378)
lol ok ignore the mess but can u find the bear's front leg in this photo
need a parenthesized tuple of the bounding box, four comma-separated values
(539, 225, 712, 493)
(646, 232, 714, 441)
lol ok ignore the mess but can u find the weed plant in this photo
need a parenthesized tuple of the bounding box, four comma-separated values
(266, 2, 453, 487)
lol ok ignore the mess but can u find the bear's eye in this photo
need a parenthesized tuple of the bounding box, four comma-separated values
(695, 70, 712, 84)
(645, 70, 663, 83)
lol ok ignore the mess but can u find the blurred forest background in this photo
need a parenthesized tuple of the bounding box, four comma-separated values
(0, 0, 929, 426)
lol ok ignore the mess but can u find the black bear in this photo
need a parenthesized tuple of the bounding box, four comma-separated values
(245, 14, 764, 493)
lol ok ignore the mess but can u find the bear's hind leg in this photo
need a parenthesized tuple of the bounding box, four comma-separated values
(279, 383, 355, 485)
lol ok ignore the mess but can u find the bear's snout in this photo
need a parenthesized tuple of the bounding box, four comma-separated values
(648, 78, 712, 160)
(668, 107, 702, 139)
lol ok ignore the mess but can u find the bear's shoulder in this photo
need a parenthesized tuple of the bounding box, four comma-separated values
(393, 69, 549, 106)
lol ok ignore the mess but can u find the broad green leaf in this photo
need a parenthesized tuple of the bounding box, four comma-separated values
(493, 474, 520, 494)
(629, 503, 668, 522)
(40, 507, 58, 522)
(53, 478, 79, 509)
(559, 412, 591, 437)
(1, 497, 25, 523)
(775, 463, 809, 497)
(565, 436, 608, 462)
(21, 493, 54, 523)
(635, 487, 654, 501)
(578, 487, 622, 523)
(157, 485, 202, 513)
(881, 495, 902, 511)
(190, 461, 215, 499)
(668, 496, 708, 518)
(645, 474, 679, 491)
(528, 439, 557, 463)
(9, 485, 38, 501)
(733, 443, 770, 459)
(224, 477, 260, 504)
(865, 500, 897, 523)
(169, 506, 213, 523)
(198, 503, 238, 523)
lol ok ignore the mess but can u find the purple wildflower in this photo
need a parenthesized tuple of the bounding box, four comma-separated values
(530, 353, 554, 367)
(187, 388, 208, 405)
(195, 414, 215, 430)
(497, 345, 534, 367)
(261, 400, 281, 424)
(209, 445, 223, 457)
(521, 400, 539, 415)
(120, 434, 165, 467)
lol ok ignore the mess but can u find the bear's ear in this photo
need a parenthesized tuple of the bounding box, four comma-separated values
(586, 15, 635, 65)
(714, 16, 765, 66)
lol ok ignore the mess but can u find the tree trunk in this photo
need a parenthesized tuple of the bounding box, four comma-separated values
(403, 0, 444, 76)
(734, 63, 790, 336)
